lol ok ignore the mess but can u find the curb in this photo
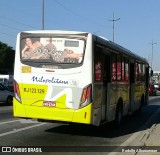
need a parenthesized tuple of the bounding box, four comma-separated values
(108, 108, 160, 155)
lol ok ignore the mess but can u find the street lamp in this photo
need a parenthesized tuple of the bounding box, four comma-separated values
(149, 40, 157, 69)
(108, 13, 120, 42)
(42, 0, 44, 30)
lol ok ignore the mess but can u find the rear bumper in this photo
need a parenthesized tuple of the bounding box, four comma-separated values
(13, 98, 92, 124)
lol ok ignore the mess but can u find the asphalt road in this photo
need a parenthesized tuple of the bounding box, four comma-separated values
(0, 95, 160, 154)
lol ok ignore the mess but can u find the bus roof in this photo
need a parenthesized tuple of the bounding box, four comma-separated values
(19, 30, 89, 36)
(95, 35, 148, 64)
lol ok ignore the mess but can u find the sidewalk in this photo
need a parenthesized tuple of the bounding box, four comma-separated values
(132, 107, 160, 155)
(112, 124, 160, 155)
(113, 108, 160, 155)
(134, 123, 160, 155)
(144, 124, 160, 146)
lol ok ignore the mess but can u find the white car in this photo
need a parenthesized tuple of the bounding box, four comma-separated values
(0, 83, 14, 105)
(154, 83, 160, 91)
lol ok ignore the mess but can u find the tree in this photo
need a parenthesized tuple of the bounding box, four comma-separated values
(0, 41, 15, 74)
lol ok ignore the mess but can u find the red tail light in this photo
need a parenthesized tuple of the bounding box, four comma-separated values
(81, 85, 91, 104)
(14, 80, 21, 103)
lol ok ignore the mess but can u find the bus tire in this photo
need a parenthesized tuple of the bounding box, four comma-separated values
(139, 95, 144, 112)
(115, 102, 123, 125)
(6, 96, 13, 105)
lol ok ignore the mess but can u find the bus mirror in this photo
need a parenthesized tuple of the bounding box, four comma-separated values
(150, 70, 153, 76)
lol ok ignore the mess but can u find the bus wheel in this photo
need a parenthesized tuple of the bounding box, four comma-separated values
(139, 95, 144, 112)
(115, 104, 123, 125)
(6, 96, 13, 105)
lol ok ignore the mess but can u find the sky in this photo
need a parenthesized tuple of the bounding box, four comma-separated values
(0, 0, 160, 70)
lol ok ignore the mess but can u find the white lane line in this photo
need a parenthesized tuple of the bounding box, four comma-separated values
(0, 123, 46, 137)
(0, 119, 21, 125)
(0, 119, 40, 125)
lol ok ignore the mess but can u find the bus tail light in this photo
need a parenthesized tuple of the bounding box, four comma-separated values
(80, 85, 91, 108)
(14, 80, 21, 103)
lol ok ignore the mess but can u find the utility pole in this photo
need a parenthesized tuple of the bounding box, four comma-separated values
(149, 40, 157, 69)
(42, 0, 44, 30)
(108, 13, 120, 42)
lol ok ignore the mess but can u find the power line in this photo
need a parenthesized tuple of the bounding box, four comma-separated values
(0, 15, 39, 29)
(0, 23, 23, 31)
(0, 32, 15, 38)
(54, 0, 108, 28)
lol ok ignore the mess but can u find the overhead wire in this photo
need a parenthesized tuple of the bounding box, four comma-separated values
(0, 23, 23, 31)
(0, 15, 39, 29)
(0, 14, 39, 39)
(0, 32, 15, 38)
(0, 1, 110, 40)
(54, 0, 109, 28)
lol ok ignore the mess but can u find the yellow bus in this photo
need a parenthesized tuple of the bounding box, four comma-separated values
(13, 30, 149, 126)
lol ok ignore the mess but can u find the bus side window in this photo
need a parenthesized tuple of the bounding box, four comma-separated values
(117, 54, 122, 81)
(112, 53, 117, 81)
(125, 58, 129, 81)
(94, 46, 102, 82)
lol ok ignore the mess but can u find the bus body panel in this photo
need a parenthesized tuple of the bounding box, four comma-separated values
(14, 98, 92, 124)
(14, 31, 93, 124)
(13, 30, 149, 126)
(14, 68, 93, 124)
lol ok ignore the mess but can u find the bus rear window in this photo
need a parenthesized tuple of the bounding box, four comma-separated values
(20, 37, 85, 65)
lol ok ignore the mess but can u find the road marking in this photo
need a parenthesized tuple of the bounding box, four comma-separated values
(0, 123, 46, 137)
(19, 119, 40, 123)
(0, 119, 21, 125)
(0, 119, 40, 125)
